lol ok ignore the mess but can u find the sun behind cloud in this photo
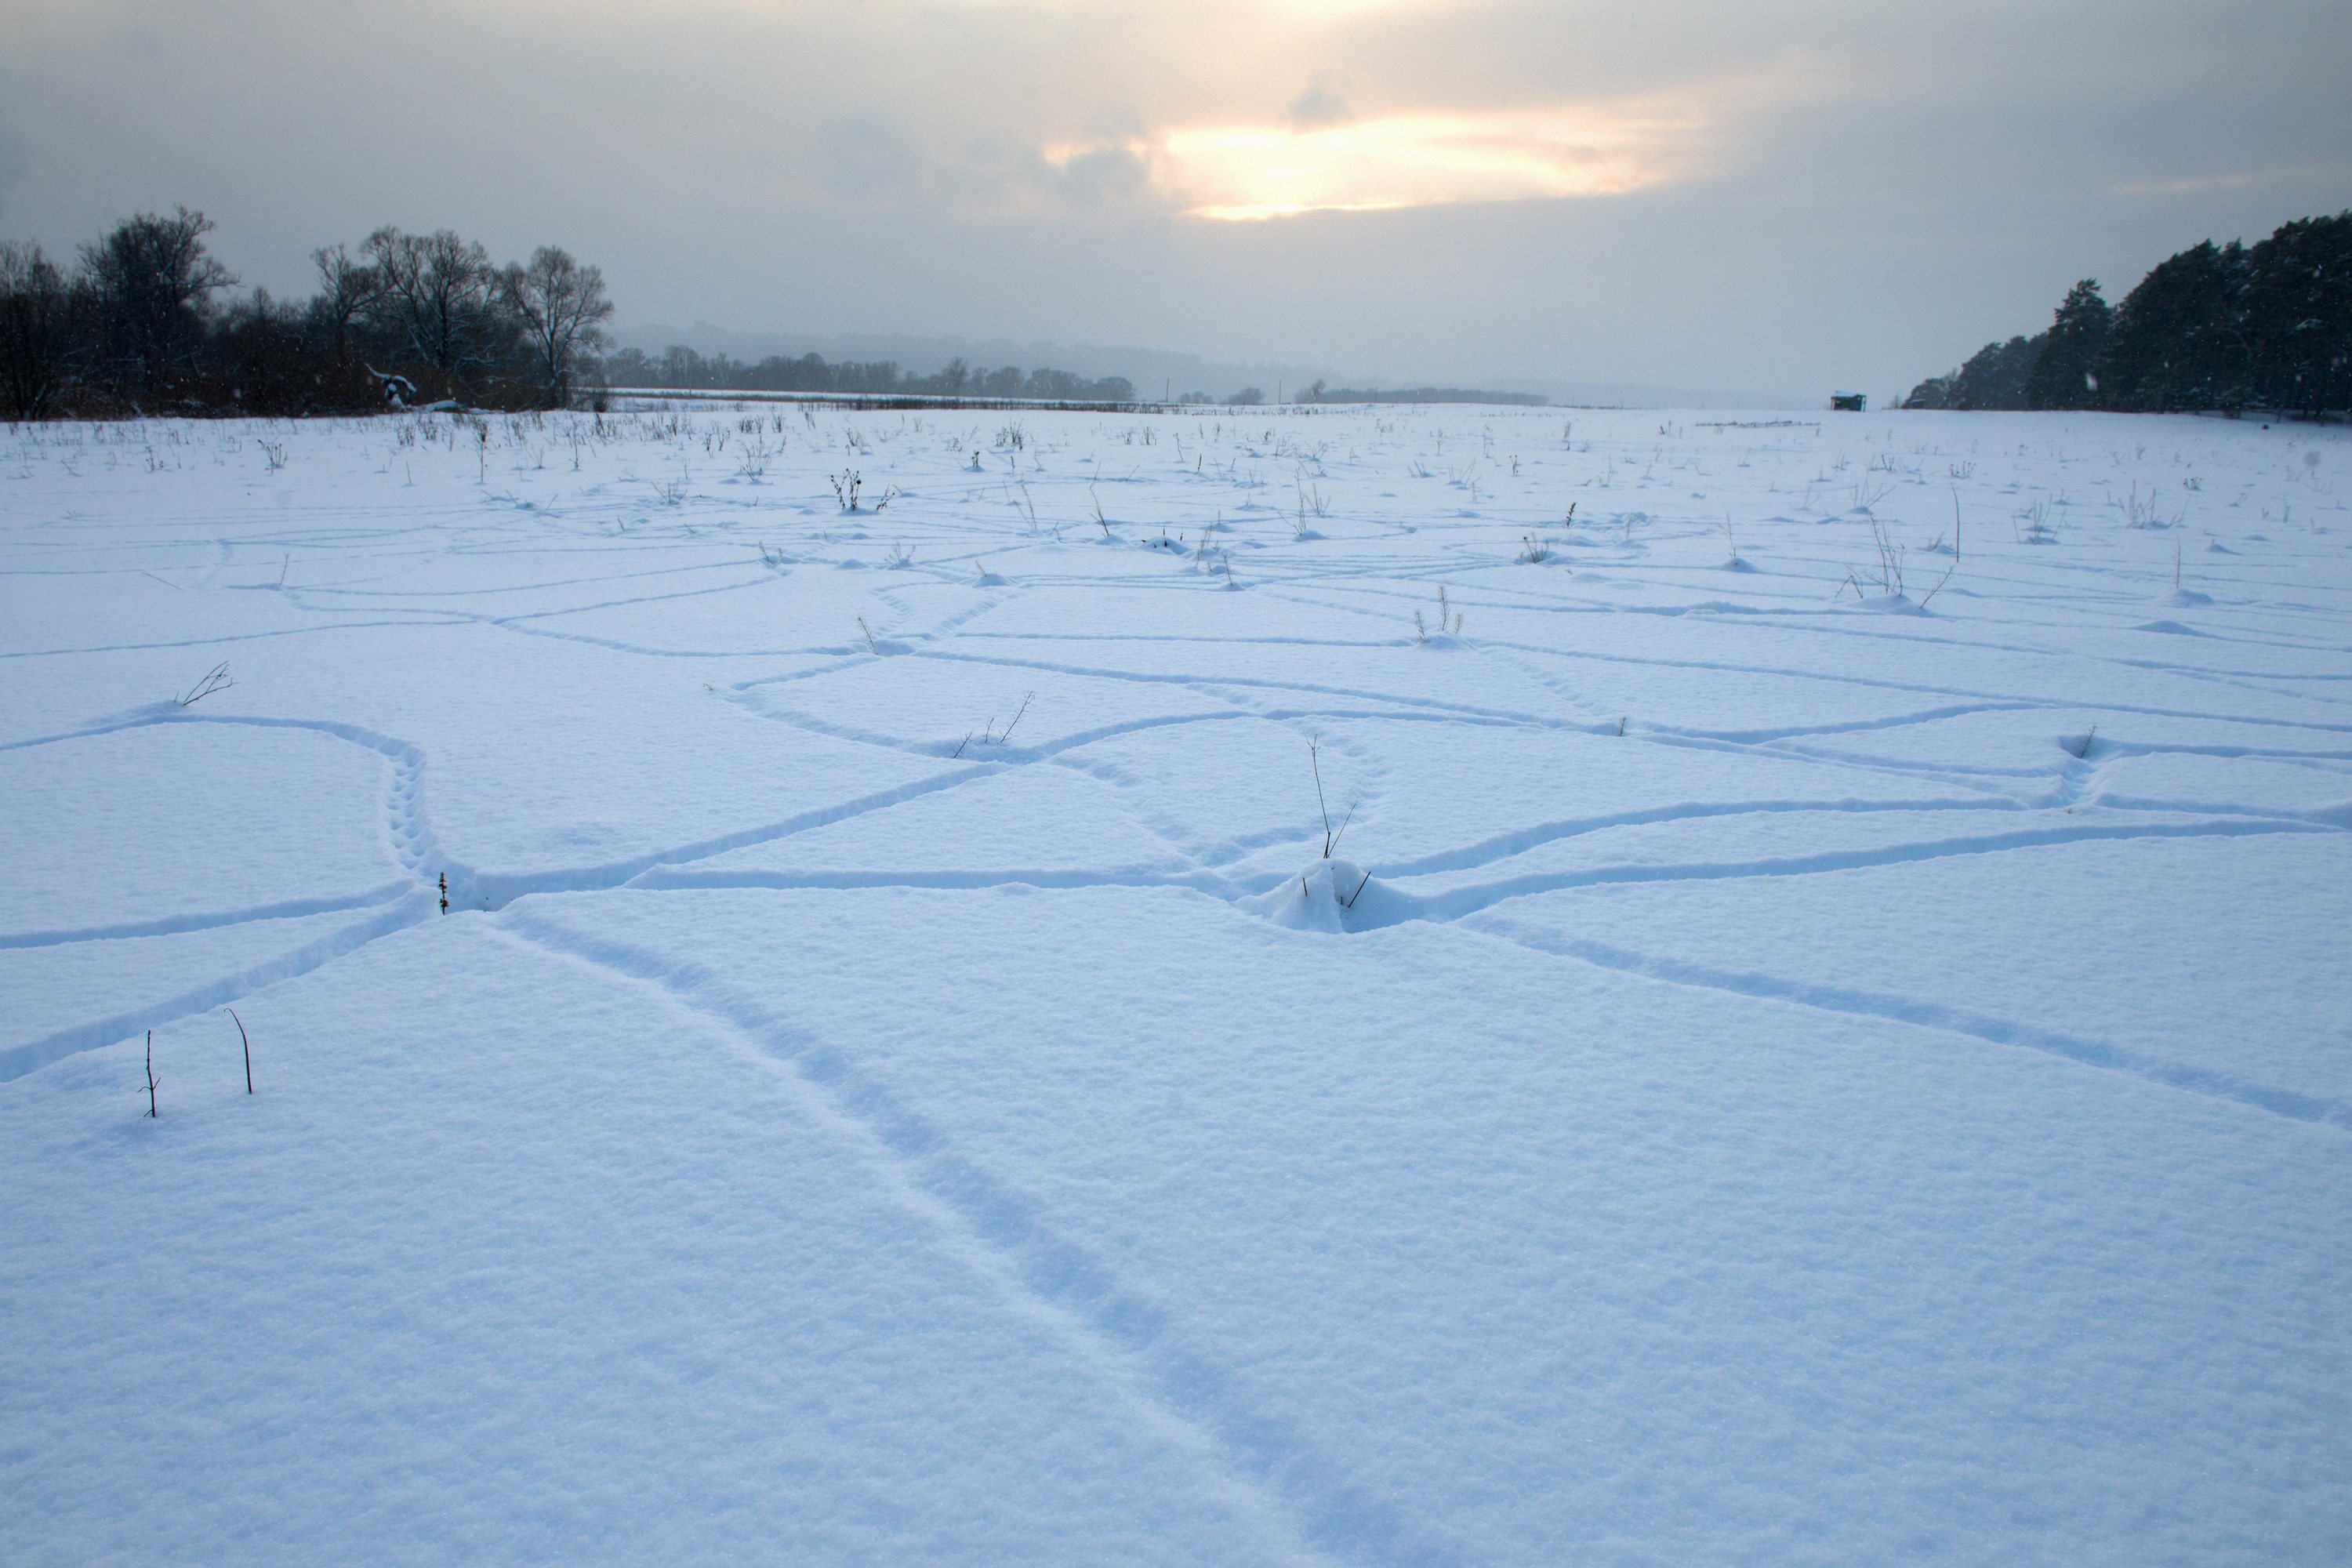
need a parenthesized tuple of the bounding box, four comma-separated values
(1047, 94, 1715, 222)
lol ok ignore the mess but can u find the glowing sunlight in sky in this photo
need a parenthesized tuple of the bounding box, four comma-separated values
(1047, 100, 1708, 222)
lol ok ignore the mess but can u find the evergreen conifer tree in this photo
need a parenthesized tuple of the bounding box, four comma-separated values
(2242, 213, 2352, 416)
(2024, 280, 2111, 410)
(2098, 241, 2248, 412)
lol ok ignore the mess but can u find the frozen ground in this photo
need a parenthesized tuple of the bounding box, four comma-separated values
(2, 403, 2348, 1564)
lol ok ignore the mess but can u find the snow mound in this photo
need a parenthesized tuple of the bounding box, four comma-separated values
(1243, 858, 1373, 934)
(2134, 619, 2202, 636)
(2162, 587, 2215, 607)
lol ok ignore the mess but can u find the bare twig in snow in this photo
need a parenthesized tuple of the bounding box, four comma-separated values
(1329, 800, 1357, 858)
(176, 662, 233, 706)
(227, 1007, 252, 1094)
(1310, 741, 1333, 856)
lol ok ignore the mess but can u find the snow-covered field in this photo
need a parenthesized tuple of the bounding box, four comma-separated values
(3, 402, 2348, 1564)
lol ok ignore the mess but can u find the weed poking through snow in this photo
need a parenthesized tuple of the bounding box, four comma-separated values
(1309, 741, 1348, 858)
(1414, 586, 1464, 643)
(176, 662, 234, 706)
(227, 1007, 253, 1094)
(952, 693, 1034, 758)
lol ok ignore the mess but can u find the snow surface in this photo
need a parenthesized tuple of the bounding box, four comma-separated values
(2, 405, 2348, 1564)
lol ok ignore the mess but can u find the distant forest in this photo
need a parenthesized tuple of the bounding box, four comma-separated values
(0, 209, 613, 419)
(4, 206, 1573, 421)
(1294, 381, 1547, 407)
(0, 209, 1144, 419)
(602, 344, 1134, 405)
(1905, 212, 2351, 417)
(606, 357, 1548, 410)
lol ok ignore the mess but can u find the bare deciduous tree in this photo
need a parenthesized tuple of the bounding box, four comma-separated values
(0, 241, 78, 419)
(307, 243, 384, 352)
(503, 245, 613, 404)
(78, 207, 234, 404)
(360, 227, 511, 388)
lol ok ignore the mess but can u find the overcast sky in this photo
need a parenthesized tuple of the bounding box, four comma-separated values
(4, 0, 2347, 398)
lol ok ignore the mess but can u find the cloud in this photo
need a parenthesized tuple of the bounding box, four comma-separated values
(816, 116, 929, 201)
(2107, 165, 2343, 198)
(2, 0, 2346, 397)
(1049, 143, 1155, 207)
(1160, 94, 1717, 221)
(1287, 71, 1353, 130)
(809, 111, 1156, 216)
(0, 123, 25, 223)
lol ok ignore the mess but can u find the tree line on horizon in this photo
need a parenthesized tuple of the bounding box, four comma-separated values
(0, 208, 612, 419)
(1, 207, 1547, 419)
(1294, 379, 1546, 407)
(1904, 212, 2351, 417)
(602, 343, 1137, 405)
